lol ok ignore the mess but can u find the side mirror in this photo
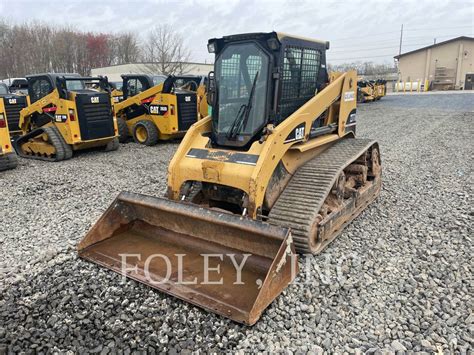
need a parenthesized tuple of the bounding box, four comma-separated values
(207, 71, 215, 106)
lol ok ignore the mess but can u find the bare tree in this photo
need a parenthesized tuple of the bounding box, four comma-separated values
(328, 61, 397, 76)
(0, 20, 193, 79)
(114, 32, 140, 64)
(0, 19, 146, 78)
(141, 25, 191, 75)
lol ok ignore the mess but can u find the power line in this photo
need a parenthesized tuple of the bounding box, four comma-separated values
(325, 25, 472, 43)
(330, 30, 400, 41)
(404, 25, 472, 31)
(328, 54, 396, 61)
(329, 42, 436, 54)
(402, 33, 473, 40)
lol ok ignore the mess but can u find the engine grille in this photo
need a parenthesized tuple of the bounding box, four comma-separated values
(75, 93, 114, 140)
(3, 96, 27, 132)
(176, 92, 198, 131)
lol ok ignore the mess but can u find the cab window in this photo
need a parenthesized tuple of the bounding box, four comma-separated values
(29, 77, 53, 103)
(126, 78, 144, 97)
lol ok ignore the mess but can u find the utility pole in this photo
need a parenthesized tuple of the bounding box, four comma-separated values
(398, 24, 404, 56)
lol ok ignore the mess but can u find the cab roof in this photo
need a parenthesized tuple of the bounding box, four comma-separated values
(209, 31, 330, 50)
(26, 73, 81, 81)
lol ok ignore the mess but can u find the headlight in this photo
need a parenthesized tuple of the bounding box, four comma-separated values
(207, 42, 216, 53)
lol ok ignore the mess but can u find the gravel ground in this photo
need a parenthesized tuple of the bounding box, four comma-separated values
(1, 93, 473, 353)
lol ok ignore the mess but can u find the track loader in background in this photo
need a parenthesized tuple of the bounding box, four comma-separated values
(0, 97, 18, 171)
(357, 79, 387, 103)
(114, 74, 207, 145)
(357, 79, 375, 103)
(374, 79, 387, 99)
(15, 74, 119, 162)
(78, 32, 382, 325)
(0, 83, 27, 135)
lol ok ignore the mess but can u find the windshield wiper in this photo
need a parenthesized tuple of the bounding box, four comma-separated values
(226, 71, 259, 139)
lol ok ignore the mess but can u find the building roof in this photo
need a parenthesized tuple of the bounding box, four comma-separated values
(394, 36, 474, 59)
(92, 61, 213, 70)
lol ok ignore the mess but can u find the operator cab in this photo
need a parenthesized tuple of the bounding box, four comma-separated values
(27, 74, 111, 103)
(121, 74, 166, 99)
(207, 32, 329, 149)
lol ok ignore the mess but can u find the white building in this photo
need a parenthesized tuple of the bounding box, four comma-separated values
(91, 62, 213, 82)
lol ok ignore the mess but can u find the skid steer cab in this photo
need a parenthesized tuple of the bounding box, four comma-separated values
(14, 74, 119, 162)
(114, 74, 207, 146)
(0, 83, 27, 135)
(0, 93, 19, 171)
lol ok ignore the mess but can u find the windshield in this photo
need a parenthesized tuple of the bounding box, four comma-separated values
(153, 75, 166, 86)
(112, 82, 123, 90)
(214, 42, 269, 145)
(0, 85, 8, 95)
(66, 80, 85, 91)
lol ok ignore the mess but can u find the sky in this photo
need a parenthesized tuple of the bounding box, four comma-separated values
(1, 0, 473, 65)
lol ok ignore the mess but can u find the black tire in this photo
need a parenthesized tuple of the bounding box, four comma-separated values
(0, 153, 18, 171)
(133, 120, 159, 146)
(104, 137, 120, 152)
(117, 116, 129, 143)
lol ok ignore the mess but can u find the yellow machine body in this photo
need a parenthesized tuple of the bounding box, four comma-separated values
(0, 99, 19, 170)
(15, 74, 119, 162)
(357, 79, 387, 103)
(111, 89, 124, 103)
(114, 75, 206, 145)
(168, 71, 358, 218)
(20, 90, 118, 150)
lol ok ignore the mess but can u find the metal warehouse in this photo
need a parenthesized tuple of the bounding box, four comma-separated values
(395, 36, 474, 90)
(91, 62, 213, 82)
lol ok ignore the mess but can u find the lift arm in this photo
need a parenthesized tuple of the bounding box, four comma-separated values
(18, 90, 61, 132)
(113, 83, 165, 114)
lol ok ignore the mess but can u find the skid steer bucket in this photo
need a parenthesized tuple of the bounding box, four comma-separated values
(78, 191, 298, 325)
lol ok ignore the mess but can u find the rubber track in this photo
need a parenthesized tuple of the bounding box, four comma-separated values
(15, 126, 72, 162)
(268, 138, 376, 254)
(0, 153, 18, 171)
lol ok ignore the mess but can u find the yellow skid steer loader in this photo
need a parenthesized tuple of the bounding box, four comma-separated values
(15, 74, 119, 161)
(114, 74, 207, 145)
(79, 32, 382, 325)
(0, 83, 27, 135)
(0, 97, 18, 171)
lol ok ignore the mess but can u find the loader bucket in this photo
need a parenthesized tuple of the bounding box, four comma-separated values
(78, 191, 298, 325)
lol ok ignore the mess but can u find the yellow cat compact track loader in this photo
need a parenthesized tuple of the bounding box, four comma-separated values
(114, 74, 207, 145)
(0, 83, 27, 135)
(15, 74, 119, 162)
(0, 96, 18, 171)
(78, 32, 382, 325)
(357, 79, 375, 103)
(373, 79, 387, 100)
(357, 79, 387, 103)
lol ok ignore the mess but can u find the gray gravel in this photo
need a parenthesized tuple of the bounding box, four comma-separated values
(1, 93, 473, 353)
